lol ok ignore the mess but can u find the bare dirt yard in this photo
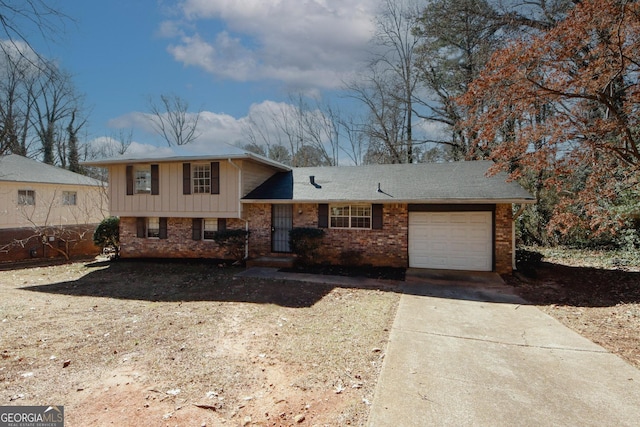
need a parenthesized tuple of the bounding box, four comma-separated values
(2, 248, 638, 426)
(0, 259, 400, 426)
(508, 247, 640, 369)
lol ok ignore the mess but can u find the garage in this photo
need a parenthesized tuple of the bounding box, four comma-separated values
(408, 211, 493, 271)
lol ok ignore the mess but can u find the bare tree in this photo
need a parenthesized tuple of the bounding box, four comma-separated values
(0, 0, 70, 67)
(0, 42, 39, 155)
(346, 66, 410, 164)
(148, 94, 201, 147)
(9, 187, 106, 261)
(350, 0, 422, 164)
(413, 0, 500, 160)
(32, 67, 82, 165)
(241, 95, 341, 166)
(336, 113, 368, 165)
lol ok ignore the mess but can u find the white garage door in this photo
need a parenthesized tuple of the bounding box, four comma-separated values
(409, 211, 493, 271)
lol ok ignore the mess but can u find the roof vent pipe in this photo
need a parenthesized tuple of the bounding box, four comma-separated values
(310, 175, 315, 185)
(377, 183, 382, 192)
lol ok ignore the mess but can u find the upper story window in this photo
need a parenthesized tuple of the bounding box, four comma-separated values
(192, 164, 211, 194)
(183, 162, 220, 195)
(126, 164, 159, 195)
(18, 190, 35, 206)
(62, 191, 77, 206)
(135, 166, 151, 194)
(330, 204, 371, 229)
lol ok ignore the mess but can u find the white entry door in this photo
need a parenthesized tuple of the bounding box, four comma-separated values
(408, 211, 493, 271)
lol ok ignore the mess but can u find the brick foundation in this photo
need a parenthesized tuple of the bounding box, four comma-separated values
(0, 225, 100, 263)
(119, 217, 246, 259)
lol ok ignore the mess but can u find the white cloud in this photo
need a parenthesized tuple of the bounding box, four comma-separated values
(102, 100, 302, 156)
(168, 32, 256, 81)
(163, 0, 378, 88)
(107, 112, 156, 134)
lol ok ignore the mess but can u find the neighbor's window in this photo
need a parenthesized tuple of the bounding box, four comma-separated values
(203, 218, 218, 240)
(135, 165, 151, 194)
(18, 190, 35, 206)
(147, 217, 160, 238)
(192, 164, 211, 194)
(330, 204, 371, 229)
(62, 191, 77, 206)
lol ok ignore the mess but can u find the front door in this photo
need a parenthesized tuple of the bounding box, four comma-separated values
(271, 204, 293, 252)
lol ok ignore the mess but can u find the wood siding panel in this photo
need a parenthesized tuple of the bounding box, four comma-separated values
(240, 160, 280, 197)
(110, 160, 247, 217)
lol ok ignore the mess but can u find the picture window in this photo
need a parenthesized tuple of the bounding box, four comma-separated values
(330, 204, 371, 229)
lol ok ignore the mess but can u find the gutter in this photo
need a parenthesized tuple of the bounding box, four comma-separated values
(241, 198, 537, 205)
(228, 159, 250, 260)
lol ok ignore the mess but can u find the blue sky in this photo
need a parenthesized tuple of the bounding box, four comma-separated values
(34, 0, 383, 158)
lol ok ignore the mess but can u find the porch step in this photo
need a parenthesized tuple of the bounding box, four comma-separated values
(246, 256, 296, 269)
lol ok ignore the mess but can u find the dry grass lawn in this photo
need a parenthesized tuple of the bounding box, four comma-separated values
(0, 259, 400, 426)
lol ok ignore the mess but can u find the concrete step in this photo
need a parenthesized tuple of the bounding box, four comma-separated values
(246, 256, 296, 269)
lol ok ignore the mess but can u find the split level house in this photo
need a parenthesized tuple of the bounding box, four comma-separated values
(84, 152, 534, 274)
(0, 154, 108, 262)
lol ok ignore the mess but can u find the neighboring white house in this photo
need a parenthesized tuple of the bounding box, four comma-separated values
(0, 154, 108, 262)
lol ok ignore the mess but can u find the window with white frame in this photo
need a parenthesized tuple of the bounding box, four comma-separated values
(147, 217, 160, 238)
(62, 191, 77, 206)
(203, 218, 218, 240)
(18, 190, 35, 206)
(192, 164, 211, 194)
(330, 204, 371, 229)
(135, 165, 151, 194)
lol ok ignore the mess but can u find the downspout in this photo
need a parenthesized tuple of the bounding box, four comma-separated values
(512, 204, 527, 271)
(228, 159, 250, 260)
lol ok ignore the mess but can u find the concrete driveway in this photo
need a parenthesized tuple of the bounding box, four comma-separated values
(368, 269, 640, 427)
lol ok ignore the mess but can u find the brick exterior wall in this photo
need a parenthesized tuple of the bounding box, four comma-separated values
(119, 217, 246, 259)
(0, 225, 100, 263)
(494, 204, 513, 275)
(246, 203, 514, 273)
(117, 203, 514, 273)
(245, 203, 408, 268)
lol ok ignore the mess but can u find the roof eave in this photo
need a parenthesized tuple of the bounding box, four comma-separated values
(81, 152, 291, 171)
(241, 198, 536, 204)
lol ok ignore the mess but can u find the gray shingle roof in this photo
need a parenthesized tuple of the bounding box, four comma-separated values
(243, 161, 534, 204)
(0, 154, 104, 186)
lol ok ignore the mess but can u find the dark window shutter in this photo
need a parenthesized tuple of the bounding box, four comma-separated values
(372, 204, 383, 229)
(318, 204, 328, 228)
(126, 165, 134, 195)
(192, 218, 202, 240)
(136, 217, 145, 238)
(183, 163, 191, 195)
(151, 164, 159, 195)
(158, 218, 167, 239)
(211, 162, 220, 194)
(159, 217, 168, 239)
(217, 218, 226, 231)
